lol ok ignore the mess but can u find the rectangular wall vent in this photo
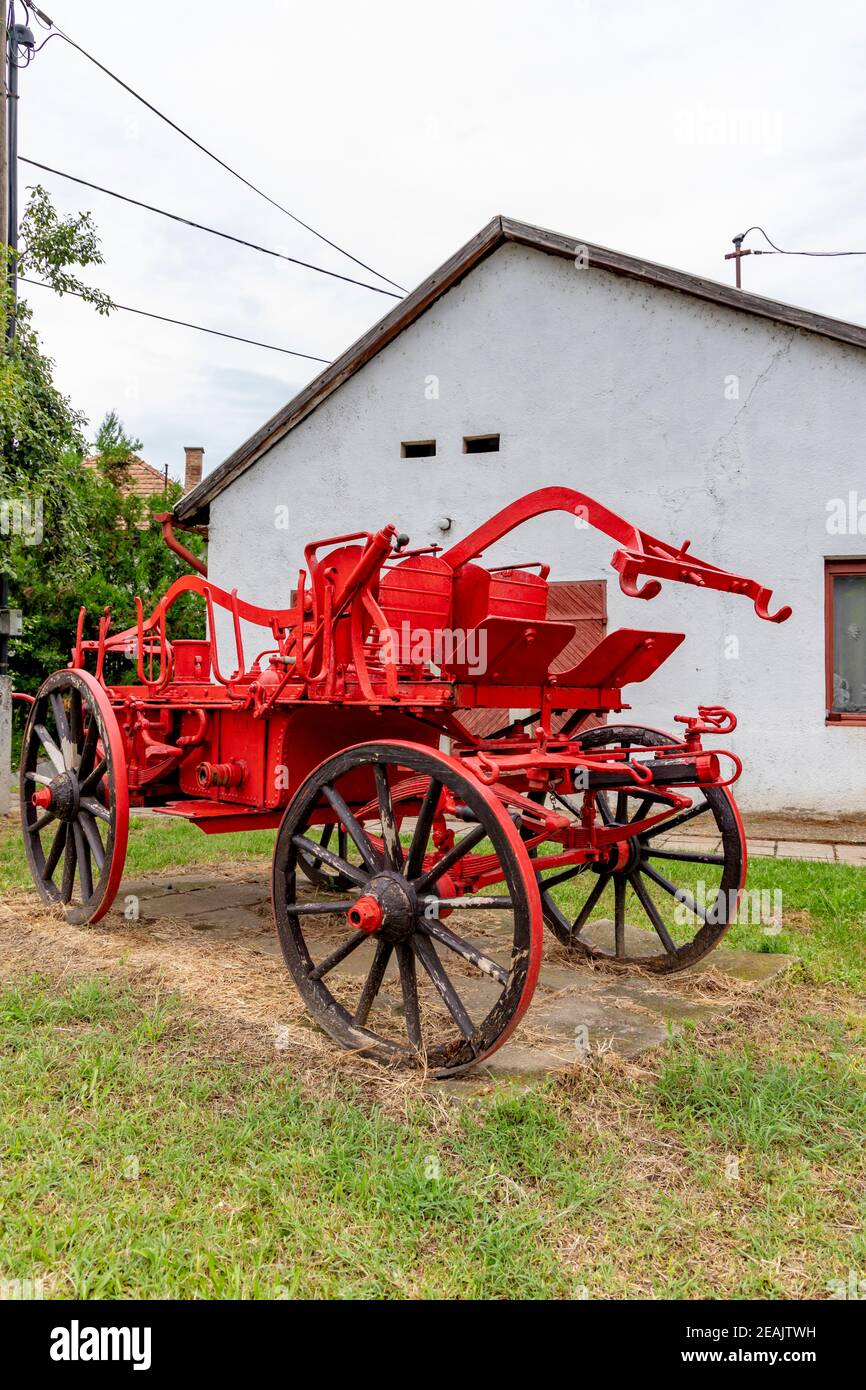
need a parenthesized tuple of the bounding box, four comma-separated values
(401, 440, 436, 458)
(463, 434, 500, 454)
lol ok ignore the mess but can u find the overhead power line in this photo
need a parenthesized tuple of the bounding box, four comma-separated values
(21, 158, 401, 298)
(20, 277, 332, 362)
(25, 5, 406, 294)
(741, 225, 866, 258)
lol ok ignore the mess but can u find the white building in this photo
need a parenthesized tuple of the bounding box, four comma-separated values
(175, 216, 866, 815)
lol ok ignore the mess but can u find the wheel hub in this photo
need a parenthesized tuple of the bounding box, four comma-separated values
(33, 772, 80, 822)
(347, 871, 417, 942)
(595, 833, 642, 877)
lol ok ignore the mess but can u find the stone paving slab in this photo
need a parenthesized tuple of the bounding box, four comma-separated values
(117, 873, 797, 1082)
(664, 822, 866, 856)
(655, 833, 865, 865)
(775, 840, 836, 862)
(122, 878, 270, 921)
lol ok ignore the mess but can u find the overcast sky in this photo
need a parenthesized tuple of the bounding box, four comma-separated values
(17, 0, 866, 480)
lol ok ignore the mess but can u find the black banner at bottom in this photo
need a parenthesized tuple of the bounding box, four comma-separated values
(0, 1296, 858, 1375)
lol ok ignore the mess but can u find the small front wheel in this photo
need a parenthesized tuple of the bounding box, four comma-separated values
(272, 740, 543, 1076)
(20, 669, 129, 925)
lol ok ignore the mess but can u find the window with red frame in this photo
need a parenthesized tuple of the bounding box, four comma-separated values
(825, 559, 866, 723)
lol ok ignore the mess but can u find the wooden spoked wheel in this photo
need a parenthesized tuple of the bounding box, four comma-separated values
(296, 821, 357, 893)
(20, 669, 129, 925)
(272, 740, 543, 1077)
(537, 725, 746, 973)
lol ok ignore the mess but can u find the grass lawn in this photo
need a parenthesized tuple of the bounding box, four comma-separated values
(0, 814, 864, 1299)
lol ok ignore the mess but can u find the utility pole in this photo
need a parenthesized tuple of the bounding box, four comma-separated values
(0, 6, 7, 287)
(725, 232, 752, 290)
(6, 4, 32, 340)
(0, 3, 10, 815)
(0, 3, 29, 816)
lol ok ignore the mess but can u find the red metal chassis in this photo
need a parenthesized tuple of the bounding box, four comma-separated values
(66, 486, 790, 894)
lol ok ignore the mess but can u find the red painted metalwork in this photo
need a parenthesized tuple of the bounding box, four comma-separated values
(20, 486, 791, 1072)
(154, 513, 208, 578)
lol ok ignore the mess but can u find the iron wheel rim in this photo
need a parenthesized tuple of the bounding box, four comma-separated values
(537, 724, 746, 973)
(20, 670, 129, 925)
(272, 740, 543, 1076)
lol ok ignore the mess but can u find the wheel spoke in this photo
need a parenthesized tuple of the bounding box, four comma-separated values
(292, 834, 368, 886)
(78, 720, 99, 779)
(74, 822, 93, 902)
(646, 846, 725, 866)
(353, 940, 393, 1025)
(641, 861, 709, 925)
(615, 790, 628, 824)
(629, 872, 678, 954)
(413, 822, 487, 893)
(373, 763, 403, 869)
(429, 896, 512, 910)
(42, 822, 67, 881)
(79, 811, 106, 873)
(24, 770, 52, 786)
(80, 796, 111, 824)
(418, 916, 508, 986)
(413, 934, 475, 1040)
(50, 692, 72, 751)
(614, 876, 626, 957)
(286, 899, 359, 917)
(551, 789, 583, 818)
(629, 793, 657, 824)
(596, 792, 615, 826)
(31, 810, 56, 833)
(537, 863, 589, 892)
(69, 689, 84, 749)
(642, 798, 711, 840)
(322, 784, 382, 873)
(79, 757, 107, 797)
(396, 943, 422, 1049)
(573, 871, 609, 933)
(308, 928, 370, 979)
(404, 776, 442, 879)
(60, 831, 77, 902)
(35, 723, 65, 775)
(540, 888, 576, 941)
(305, 822, 333, 876)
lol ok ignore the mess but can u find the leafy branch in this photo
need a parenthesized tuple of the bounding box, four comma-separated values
(17, 183, 115, 315)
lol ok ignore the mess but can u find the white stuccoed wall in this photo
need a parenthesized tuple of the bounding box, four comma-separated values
(208, 243, 866, 814)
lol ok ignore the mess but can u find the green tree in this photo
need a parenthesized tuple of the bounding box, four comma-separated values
(93, 408, 142, 474)
(1, 187, 114, 581)
(10, 457, 205, 695)
(16, 183, 113, 314)
(1, 191, 204, 708)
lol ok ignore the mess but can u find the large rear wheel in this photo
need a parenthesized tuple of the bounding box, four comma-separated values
(536, 724, 746, 973)
(272, 740, 543, 1076)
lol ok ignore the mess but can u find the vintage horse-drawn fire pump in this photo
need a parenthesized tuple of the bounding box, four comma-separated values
(20, 486, 791, 1075)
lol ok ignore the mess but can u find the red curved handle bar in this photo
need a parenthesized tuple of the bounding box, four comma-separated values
(441, 486, 791, 624)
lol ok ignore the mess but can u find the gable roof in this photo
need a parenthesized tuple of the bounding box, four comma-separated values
(83, 451, 168, 501)
(175, 213, 866, 525)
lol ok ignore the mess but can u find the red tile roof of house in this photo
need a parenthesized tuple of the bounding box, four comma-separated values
(82, 453, 169, 500)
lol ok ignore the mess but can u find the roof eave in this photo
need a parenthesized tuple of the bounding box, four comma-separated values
(175, 213, 866, 525)
(175, 214, 506, 523)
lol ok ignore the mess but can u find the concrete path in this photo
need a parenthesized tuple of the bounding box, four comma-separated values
(655, 829, 866, 865)
(117, 870, 796, 1083)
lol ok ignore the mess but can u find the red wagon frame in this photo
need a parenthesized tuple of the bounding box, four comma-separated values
(20, 486, 790, 1075)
